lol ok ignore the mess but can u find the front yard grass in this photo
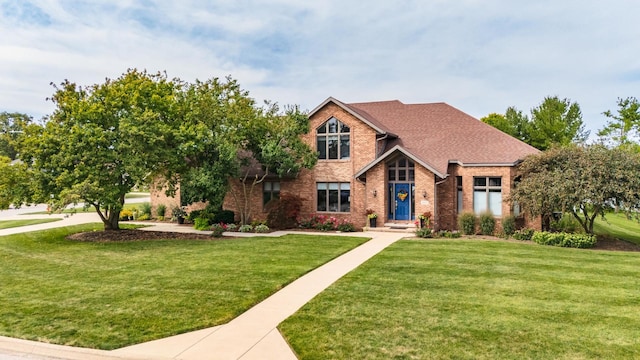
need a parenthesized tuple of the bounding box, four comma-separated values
(0, 218, 61, 229)
(594, 211, 640, 245)
(0, 224, 368, 349)
(280, 239, 640, 359)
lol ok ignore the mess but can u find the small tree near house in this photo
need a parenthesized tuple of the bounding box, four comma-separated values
(177, 77, 316, 224)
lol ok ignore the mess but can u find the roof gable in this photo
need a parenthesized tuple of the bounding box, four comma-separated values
(309, 97, 396, 136)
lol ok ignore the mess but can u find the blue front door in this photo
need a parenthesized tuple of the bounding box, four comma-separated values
(395, 183, 410, 220)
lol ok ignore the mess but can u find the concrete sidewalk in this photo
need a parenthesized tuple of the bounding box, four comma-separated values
(0, 222, 406, 360)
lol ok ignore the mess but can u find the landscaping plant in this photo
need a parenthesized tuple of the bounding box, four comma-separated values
(458, 212, 477, 235)
(479, 211, 496, 235)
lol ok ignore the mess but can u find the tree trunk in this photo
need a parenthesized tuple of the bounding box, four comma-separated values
(104, 210, 120, 231)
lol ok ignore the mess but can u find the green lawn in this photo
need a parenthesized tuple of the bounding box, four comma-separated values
(0, 218, 61, 229)
(0, 224, 368, 349)
(124, 192, 150, 199)
(594, 211, 640, 245)
(280, 239, 640, 359)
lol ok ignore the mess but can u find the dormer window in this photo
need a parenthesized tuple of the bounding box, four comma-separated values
(317, 117, 350, 160)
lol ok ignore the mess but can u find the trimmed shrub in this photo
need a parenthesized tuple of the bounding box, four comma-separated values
(336, 220, 356, 232)
(532, 231, 597, 249)
(194, 217, 210, 231)
(513, 228, 534, 241)
(415, 227, 433, 238)
(502, 215, 517, 236)
(156, 204, 166, 219)
(139, 202, 152, 217)
(266, 194, 304, 229)
(210, 223, 226, 238)
(239, 224, 253, 233)
(458, 212, 477, 235)
(479, 212, 496, 235)
(254, 224, 270, 233)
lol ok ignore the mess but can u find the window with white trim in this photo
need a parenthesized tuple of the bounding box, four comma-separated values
(473, 177, 502, 216)
(316, 117, 350, 160)
(317, 182, 350, 212)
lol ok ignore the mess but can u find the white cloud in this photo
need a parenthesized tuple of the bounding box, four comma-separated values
(1, 0, 639, 137)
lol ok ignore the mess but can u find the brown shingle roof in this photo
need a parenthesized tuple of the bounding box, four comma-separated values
(343, 99, 540, 177)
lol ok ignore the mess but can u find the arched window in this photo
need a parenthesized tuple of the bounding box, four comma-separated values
(316, 117, 350, 160)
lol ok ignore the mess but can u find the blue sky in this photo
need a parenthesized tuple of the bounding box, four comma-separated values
(1, 0, 639, 138)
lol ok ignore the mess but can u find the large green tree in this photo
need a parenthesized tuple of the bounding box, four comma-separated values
(482, 96, 588, 150)
(178, 77, 316, 224)
(0, 156, 33, 209)
(597, 97, 640, 149)
(20, 69, 185, 230)
(509, 145, 640, 234)
(0, 112, 33, 160)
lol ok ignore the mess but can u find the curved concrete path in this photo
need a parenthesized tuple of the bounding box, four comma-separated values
(0, 213, 406, 360)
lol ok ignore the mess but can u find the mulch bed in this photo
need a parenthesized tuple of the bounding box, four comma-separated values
(67, 229, 215, 242)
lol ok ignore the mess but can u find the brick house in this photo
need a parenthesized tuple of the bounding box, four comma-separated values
(153, 97, 540, 230)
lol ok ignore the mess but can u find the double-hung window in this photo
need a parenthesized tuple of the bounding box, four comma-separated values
(473, 177, 502, 216)
(317, 182, 350, 212)
(317, 117, 350, 160)
(263, 181, 280, 206)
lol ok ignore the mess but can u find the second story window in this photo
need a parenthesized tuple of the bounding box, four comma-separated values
(317, 117, 350, 160)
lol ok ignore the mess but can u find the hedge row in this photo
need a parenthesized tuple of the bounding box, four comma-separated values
(531, 231, 597, 249)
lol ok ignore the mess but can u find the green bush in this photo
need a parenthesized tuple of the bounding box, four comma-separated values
(254, 224, 270, 233)
(479, 212, 496, 235)
(415, 227, 433, 238)
(194, 217, 210, 231)
(502, 215, 516, 236)
(210, 223, 225, 238)
(139, 202, 152, 217)
(156, 204, 166, 218)
(458, 212, 476, 235)
(239, 224, 253, 233)
(137, 214, 150, 221)
(513, 228, 534, 241)
(336, 220, 356, 232)
(531, 231, 596, 249)
(187, 206, 235, 225)
(213, 210, 235, 225)
(550, 213, 581, 233)
(225, 223, 238, 232)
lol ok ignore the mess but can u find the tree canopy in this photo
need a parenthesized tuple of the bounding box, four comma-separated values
(19, 69, 186, 230)
(481, 96, 588, 150)
(509, 145, 640, 234)
(177, 77, 317, 224)
(0, 112, 33, 160)
(597, 97, 640, 150)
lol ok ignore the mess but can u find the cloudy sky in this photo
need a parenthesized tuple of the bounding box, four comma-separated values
(1, 0, 639, 137)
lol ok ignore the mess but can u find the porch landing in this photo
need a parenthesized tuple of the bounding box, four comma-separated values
(364, 223, 417, 233)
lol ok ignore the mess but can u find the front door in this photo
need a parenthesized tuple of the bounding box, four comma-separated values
(394, 183, 411, 220)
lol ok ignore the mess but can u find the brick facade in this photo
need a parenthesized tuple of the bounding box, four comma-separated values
(151, 98, 541, 231)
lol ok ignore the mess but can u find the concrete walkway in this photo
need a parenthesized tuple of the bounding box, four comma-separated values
(0, 217, 407, 360)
